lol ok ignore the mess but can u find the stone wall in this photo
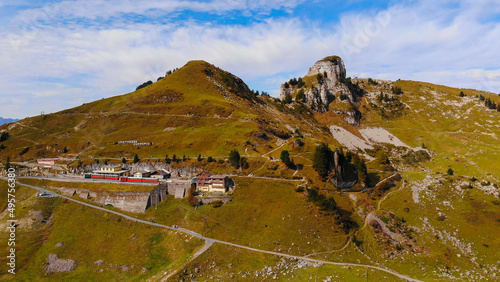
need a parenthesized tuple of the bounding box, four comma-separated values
(145, 184, 168, 210)
(197, 196, 233, 205)
(48, 180, 192, 213)
(51, 187, 152, 213)
(168, 181, 191, 198)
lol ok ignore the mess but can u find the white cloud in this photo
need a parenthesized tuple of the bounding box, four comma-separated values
(11, 0, 307, 23)
(1, 0, 499, 118)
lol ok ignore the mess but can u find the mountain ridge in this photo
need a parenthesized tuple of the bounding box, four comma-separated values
(0, 117, 20, 126)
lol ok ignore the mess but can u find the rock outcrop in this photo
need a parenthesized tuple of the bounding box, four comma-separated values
(44, 254, 76, 274)
(280, 56, 361, 113)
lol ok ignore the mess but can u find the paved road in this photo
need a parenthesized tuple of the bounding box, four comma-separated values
(18, 181, 422, 282)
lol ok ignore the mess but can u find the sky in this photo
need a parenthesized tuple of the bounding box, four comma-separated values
(0, 0, 499, 119)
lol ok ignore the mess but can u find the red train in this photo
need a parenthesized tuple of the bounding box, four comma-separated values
(120, 176, 158, 183)
(85, 173, 159, 183)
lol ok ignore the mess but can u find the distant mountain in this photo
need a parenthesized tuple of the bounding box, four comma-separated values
(0, 117, 19, 126)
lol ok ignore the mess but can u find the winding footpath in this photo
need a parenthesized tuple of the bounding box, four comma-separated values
(18, 182, 421, 282)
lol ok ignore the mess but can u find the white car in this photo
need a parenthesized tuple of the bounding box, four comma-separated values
(36, 191, 51, 197)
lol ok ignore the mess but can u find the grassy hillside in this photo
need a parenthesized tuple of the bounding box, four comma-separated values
(0, 180, 204, 280)
(134, 177, 352, 255)
(0, 57, 499, 280)
(356, 79, 500, 181)
(170, 242, 406, 281)
(0, 61, 332, 163)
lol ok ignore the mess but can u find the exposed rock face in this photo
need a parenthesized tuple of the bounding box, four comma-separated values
(305, 56, 346, 82)
(44, 254, 76, 274)
(280, 56, 358, 113)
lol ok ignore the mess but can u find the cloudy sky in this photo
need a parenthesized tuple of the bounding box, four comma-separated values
(0, 0, 499, 118)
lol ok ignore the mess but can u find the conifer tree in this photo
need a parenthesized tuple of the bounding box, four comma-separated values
(280, 150, 293, 168)
(297, 77, 305, 88)
(229, 150, 241, 169)
(312, 143, 334, 180)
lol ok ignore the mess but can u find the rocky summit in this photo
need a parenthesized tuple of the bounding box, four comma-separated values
(280, 56, 360, 112)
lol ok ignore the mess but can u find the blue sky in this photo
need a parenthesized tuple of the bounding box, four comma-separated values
(0, 0, 499, 118)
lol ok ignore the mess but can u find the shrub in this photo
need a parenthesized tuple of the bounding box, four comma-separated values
(185, 184, 199, 206)
(20, 147, 30, 156)
(447, 168, 454, 175)
(136, 80, 153, 91)
(172, 154, 179, 163)
(317, 73, 324, 84)
(240, 158, 249, 169)
(376, 150, 390, 165)
(319, 197, 337, 212)
(295, 139, 304, 147)
(212, 200, 223, 208)
(283, 94, 292, 104)
(295, 186, 305, 192)
(392, 86, 403, 94)
(133, 154, 139, 163)
(296, 89, 306, 102)
(268, 164, 279, 171)
(0, 132, 9, 142)
(368, 78, 378, 85)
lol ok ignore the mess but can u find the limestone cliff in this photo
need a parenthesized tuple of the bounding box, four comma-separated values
(280, 56, 362, 114)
